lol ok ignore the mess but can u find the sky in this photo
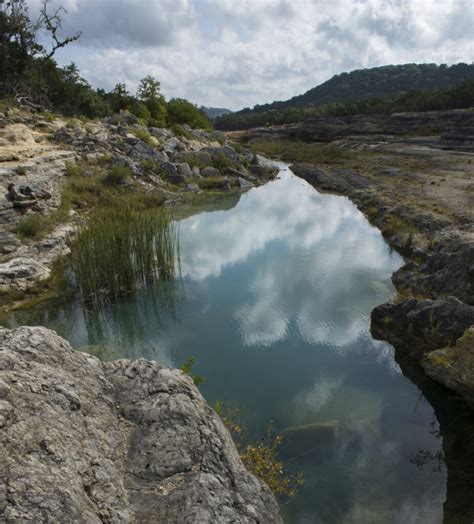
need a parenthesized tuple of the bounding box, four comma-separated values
(28, 0, 474, 110)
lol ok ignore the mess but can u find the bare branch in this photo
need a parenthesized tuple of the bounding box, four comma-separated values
(40, 0, 81, 59)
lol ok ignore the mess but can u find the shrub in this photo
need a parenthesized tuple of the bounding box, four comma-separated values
(166, 98, 212, 130)
(180, 356, 204, 385)
(216, 405, 304, 500)
(65, 162, 85, 177)
(170, 124, 193, 140)
(15, 214, 47, 239)
(14, 166, 27, 176)
(213, 152, 234, 171)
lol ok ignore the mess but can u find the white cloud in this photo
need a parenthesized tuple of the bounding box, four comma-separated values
(28, 0, 473, 109)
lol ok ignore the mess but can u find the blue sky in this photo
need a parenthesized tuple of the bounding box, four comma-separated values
(29, 0, 474, 110)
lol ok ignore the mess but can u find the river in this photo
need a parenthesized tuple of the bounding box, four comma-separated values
(5, 164, 468, 523)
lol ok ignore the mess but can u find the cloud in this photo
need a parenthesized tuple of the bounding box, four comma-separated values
(31, 0, 473, 108)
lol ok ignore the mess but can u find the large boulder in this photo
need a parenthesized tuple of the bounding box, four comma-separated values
(125, 141, 167, 163)
(0, 327, 281, 523)
(203, 146, 241, 167)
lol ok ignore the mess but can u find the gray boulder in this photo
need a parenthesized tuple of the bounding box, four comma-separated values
(239, 177, 254, 189)
(159, 161, 178, 178)
(201, 167, 221, 178)
(172, 150, 212, 167)
(126, 141, 167, 163)
(168, 174, 187, 185)
(371, 296, 474, 355)
(177, 162, 192, 178)
(0, 327, 282, 523)
(249, 155, 279, 177)
(204, 146, 241, 167)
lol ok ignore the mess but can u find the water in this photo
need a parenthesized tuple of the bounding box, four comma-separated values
(5, 165, 474, 523)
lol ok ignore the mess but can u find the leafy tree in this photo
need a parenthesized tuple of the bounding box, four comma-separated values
(136, 75, 167, 126)
(110, 83, 133, 113)
(166, 98, 211, 130)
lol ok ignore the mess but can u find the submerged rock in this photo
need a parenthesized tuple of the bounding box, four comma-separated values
(0, 326, 281, 523)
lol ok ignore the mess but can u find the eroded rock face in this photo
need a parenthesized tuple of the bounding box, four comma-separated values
(0, 327, 282, 523)
(371, 297, 474, 355)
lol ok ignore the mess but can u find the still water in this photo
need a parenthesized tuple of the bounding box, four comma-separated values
(6, 165, 468, 523)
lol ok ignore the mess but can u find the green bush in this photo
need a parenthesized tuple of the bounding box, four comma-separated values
(167, 98, 212, 130)
(170, 124, 193, 140)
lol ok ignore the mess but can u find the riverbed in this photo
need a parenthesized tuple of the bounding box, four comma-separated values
(5, 164, 463, 523)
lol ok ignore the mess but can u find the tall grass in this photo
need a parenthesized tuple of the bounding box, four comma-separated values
(71, 207, 179, 305)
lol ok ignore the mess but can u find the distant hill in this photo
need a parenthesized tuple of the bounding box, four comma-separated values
(216, 63, 474, 130)
(200, 106, 232, 120)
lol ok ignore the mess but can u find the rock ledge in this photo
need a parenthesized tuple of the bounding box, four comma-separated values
(0, 326, 281, 523)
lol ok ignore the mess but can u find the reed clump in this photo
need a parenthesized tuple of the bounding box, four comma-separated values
(71, 207, 178, 305)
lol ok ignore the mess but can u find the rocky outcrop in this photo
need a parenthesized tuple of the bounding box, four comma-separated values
(371, 297, 474, 355)
(245, 109, 474, 152)
(422, 327, 474, 405)
(0, 326, 282, 523)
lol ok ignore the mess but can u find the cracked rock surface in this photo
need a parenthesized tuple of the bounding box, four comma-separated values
(0, 326, 281, 523)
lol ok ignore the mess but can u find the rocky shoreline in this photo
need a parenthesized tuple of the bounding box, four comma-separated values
(0, 108, 278, 299)
(259, 109, 474, 406)
(0, 108, 281, 522)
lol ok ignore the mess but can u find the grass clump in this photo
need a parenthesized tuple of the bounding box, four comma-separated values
(15, 214, 48, 239)
(102, 165, 132, 186)
(170, 124, 193, 140)
(133, 129, 156, 147)
(197, 176, 227, 190)
(71, 207, 178, 305)
(213, 152, 234, 171)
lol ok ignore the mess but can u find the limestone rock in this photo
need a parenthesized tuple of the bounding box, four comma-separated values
(0, 327, 282, 523)
(0, 257, 51, 291)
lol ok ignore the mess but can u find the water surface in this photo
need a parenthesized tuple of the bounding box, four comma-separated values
(7, 165, 466, 523)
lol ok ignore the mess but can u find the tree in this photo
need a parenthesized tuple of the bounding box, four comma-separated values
(136, 75, 167, 126)
(110, 83, 132, 112)
(0, 0, 81, 105)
